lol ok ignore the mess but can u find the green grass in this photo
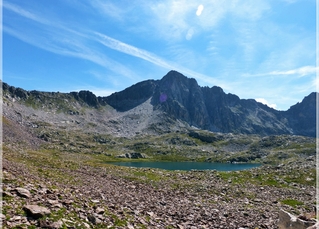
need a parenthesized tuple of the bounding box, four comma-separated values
(281, 199, 304, 208)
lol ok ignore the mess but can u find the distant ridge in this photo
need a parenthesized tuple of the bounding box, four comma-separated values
(2, 70, 317, 137)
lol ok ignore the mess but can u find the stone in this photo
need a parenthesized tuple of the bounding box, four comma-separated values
(47, 199, 63, 208)
(307, 222, 319, 229)
(23, 205, 51, 219)
(82, 222, 91, 228)
(3, 191, 14, 197)
(15, 187, 31, 198)
(95, 207, 105, 214)
(278, 209, 316, 229)
(0, 213, 5, 220)
(127, 224, 135, 229)
(87, 215, 101, 225)
(50, 220, 63, 229)
(62, 199, 73, 206)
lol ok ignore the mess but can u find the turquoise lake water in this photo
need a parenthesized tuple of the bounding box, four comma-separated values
(108, 161, 261, 171)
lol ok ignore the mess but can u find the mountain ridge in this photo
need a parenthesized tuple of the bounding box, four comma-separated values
(2, 70, 317, 137)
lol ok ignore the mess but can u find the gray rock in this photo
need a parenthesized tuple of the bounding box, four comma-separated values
(15, 187, 31, 198)
(278, 209, 316, 229)
(50, 220, 63, 229)
(39, 219, 63, 229)
(87, 215, 101, 225)
(95, 207, 105, 214)
(47, 199, 63, 208)
(23, 205, 51, 219)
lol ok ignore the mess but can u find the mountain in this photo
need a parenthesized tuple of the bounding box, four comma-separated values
(105, 70, 316, 137)
(2, 70, 317, 137)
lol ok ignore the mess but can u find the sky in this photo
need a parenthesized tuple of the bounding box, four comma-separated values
(2, 0, 317, 111)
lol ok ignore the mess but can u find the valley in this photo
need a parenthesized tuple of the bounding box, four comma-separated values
(1, 72, 317, 228)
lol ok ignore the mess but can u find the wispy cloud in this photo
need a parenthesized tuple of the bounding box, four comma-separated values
(4, 1, 229, 89)
(243, 66, 317, 77)
(3, 1, 315, 111)
(93, 32, 229, 88)
(94, 32, 174, 70)
(3, 2, 46, 23)
(89, 0, 127, 21)
(267, 66, 317, 77)
(3, 2, 139, 80)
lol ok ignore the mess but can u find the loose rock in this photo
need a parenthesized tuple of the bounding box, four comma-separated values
(23, 205, 51, 219)
(15, 187, 31, 198)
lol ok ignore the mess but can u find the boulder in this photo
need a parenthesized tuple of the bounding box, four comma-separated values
(278, 209, 316, 229)
(15, 187, 31, 198)
(23, 205, 51, 219)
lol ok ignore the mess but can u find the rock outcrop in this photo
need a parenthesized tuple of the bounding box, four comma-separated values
(285, 92, 317, 137)
(117, 152, 146, 159)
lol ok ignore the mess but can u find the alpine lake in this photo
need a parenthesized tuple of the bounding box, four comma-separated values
(108, 161, 261, 171)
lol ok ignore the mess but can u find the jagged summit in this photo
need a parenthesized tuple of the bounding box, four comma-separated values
(2, 71, 317, 137)
(161, 70, 195, 83)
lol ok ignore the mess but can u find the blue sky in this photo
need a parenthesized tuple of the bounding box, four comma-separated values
(2, 0, 316, 111)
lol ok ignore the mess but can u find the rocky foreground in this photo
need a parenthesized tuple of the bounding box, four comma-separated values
(2, 148, 316, 229)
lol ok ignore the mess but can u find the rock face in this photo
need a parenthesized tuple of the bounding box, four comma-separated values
(2, 70, 317, 137)
(104, 80, 157, 111)
(285, 92, 317, 137)
(71, 90, 99, 108)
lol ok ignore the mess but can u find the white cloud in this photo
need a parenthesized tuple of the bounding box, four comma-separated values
(87, 88, 116, 97)
(196, 4, 204, 16)
(268, 66, 317, 77)
(255, 98, 277, 109)
(244, 66, 317, 78)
